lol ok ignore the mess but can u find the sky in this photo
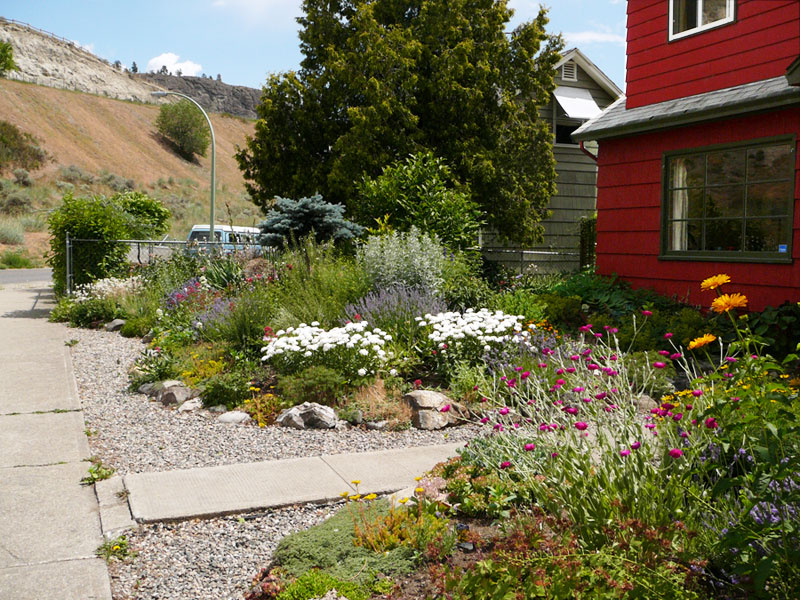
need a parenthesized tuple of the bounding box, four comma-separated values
(2, 1, 628, 91)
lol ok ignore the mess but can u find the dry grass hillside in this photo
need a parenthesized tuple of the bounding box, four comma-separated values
(0, 78, 262, 266)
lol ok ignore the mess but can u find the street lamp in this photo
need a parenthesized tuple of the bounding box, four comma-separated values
(151, 90, 216, 245)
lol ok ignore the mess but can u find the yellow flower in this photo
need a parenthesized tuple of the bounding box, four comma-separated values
(688, 333, 717, 350)
(349, 494, 361, 501)
(112, 545, 121, 551)
(339, 491, 349, 498)
(364, 493, 377, 501)
(414, 487, 424, 494)
(351, 480, 361, 485)
(700, 274, 731, 291)
(414, 476, 422, 482)
(711, 293, 748, 314)
(398, 497, 409, 504)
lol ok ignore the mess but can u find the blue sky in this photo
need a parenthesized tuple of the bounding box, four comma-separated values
(2, 1, 627, 90)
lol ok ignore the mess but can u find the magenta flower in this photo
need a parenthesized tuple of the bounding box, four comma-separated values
(551, 452, 559, 458)
(595, 392, 608, 400)
(594, 332, 603, 338)
(564, 407, 578, 415)
(642, 310, 653, 317)
(556, 378, 565, 385)
(664, 332, 673, 339)
(672, 413, 683, 421)
(572, 386, 585, 393)
(500, 461, 511, 469)
(521, 371, 530, 380)
(574, 421, 588, 431)
(658, 350, 671, 356)
(480, 397, 488, 403)
(440, 404, 451, 413)
(645, 423, 656, 430)
(582, 397, 592, 403)
(685, 404, 693, 410)
(620, 449, 631, 457)
(680, 431, 689, 438)
(493, 423, 504, 431)
(725, 357, 737, 363)
(631, 441, 641, 450)
(653, 362, 666, 369)
(705, 417, 718, 429)
(515, 366, 523, 372)
(538, 362, 548, 368)
(556, 368, 565, 375)
(669, 448, 683, 458)
(587, 364, 600, 371)
(670, 353, 682, 360)
(730, 397, 740, 403)
(499, 407, 510, 415)
(566, 367, 576, 374)
(569, 354, 579, 361)
(524, 443, 536, 451)
(479, 417, 489, 424)
(692, 389, 703, 397)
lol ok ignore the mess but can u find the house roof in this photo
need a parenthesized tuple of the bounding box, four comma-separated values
(573, 76, 800, 142)
(556, 48, 623, 99)
(787, 55, 800, 86)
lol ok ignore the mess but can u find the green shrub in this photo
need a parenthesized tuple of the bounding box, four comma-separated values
(494, 289, 547, 323)
(0, 218, 24, 244)
(621, 350, 676, 398)
(50, 296, 124, 328)
(155, 100, 211, 159)
(47, 192, 171, 295)
(203, 281, 278, 357)
(0, 41, 19, 77)
(356, 152, 482, 251)
(273, 502, 416, 588)
(357, 228, 447, 295)
(260, 195, 364, 249)
(200, 370, 251, 409)
(99, 171, 135, 192)
(279, 366, 349, 407)
(0, 121, 47, 173)
(58, 165, 95, 184)
(277, 570, 367, 600)
(587, 307, 710, 353)
(119, 316, 152, 338)
(538, 293, 584, 329)
(552, 271, 678, 317)
(12, 168, 31, 187)
(0, 249, 34, 269)
(440, 252, 495, 311)
(0, 190, 32, 215)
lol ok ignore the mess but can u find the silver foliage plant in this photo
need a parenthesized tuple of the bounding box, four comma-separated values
(356, 227, 447, 294)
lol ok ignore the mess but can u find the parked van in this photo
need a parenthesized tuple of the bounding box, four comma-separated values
(186, 224, 262, 253)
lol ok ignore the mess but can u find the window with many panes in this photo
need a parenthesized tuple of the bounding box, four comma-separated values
(662, 138, 796, 262)
(670, 0, 734, 40)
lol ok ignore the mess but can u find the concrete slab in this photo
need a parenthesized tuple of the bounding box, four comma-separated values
(0, 462, 103, 568)
(0, 412, 89, 467)
(0, 363, 78, 414)
(125, 456, 353, 522)
(95, 477, 135, 538)
(321, 443, 463, 494)
(0, 558, 111, 600)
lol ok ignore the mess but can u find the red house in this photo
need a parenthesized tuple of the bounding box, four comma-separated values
(573, 0, 800, 311)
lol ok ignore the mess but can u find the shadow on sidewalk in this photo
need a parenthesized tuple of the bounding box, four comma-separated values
(1, 287, 55, 320)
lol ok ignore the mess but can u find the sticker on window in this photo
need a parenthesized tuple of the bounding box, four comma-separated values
(779, 244, 788, 253)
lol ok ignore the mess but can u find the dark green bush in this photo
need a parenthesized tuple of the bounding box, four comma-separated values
(260, 195, 364, 249)
(155, 100, 211, 159)
(0, 190, 32, 215)
(50, 297, 124, 328)
(119, 316, 152, 338)
(494, 289, 548, 322)
(552, 272, 679, 317)
(277, 570, 367, 600)
(538, 293, 584, 329)
(200, 370, 251, 409)
(0, 121, 48, 174)
(279, 366, 349, 407)
(587, 307, 710, 353)
(441, 252, 495, 311)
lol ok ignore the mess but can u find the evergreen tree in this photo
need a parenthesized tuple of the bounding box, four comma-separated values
(131, 61, 138, 73)
(236, 0, 563, 245)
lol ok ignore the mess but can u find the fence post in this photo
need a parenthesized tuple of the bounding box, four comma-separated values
(65, 231, 72, 295)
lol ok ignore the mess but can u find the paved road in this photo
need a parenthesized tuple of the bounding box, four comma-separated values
(0, 268, 52, 285)
(0, 281, 112, 599)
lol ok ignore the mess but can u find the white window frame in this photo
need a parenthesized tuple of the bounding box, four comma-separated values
(668, 0, 735, 41)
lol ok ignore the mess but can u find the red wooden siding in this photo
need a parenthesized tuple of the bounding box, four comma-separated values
(626, 0, 800, 109)
(594, 107, 800, 311)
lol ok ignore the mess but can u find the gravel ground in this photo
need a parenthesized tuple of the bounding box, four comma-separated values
(70, 327, 479, 475)
(109, 502, 340, 600)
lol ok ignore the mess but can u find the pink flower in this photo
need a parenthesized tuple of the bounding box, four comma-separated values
(480, 397, 488, 403)
(653, 362, 666, 369)
(631, 441, 641, 450)
(564, 407, 579, 415)
(500, 461, 511, 469)
(692, 389, 703, 397)
(521, 371, 530, 380)
(642, 310, 653, 317)
(473, 385, 479, 390)
(565, 367, 576, 374)
(705, 417, 718, 429)
(551, 452, 559, 458)
(730, 397, 739, 403)
(680, 431, 689, 438)
(725, 357, 737, 363)
(645, 423, 656, 429)
(440, 404, 451, 413)
(413, 379, 422, 389)
(620, 449, 631, 457)
(480, 417, 489, 424)
(538, 362, 548, 369)
(556, 369, 565, 375)
(515, 366, 523, 372)
(658, 350, 671, 356)
(595, 392, 608, 400)
(493, 423, 504, 431)
(524, 443, 536, 451)
(594, 332, 603, 338)
(569, 355, 579, 361)
(572, 386, 585, 393)
(587, 364, 599, 371)
(556, 378, 565, 385)
(499, 407, 510, 415)
(670, 353, 683, 360)
(669, 448, 683, 458)
(610, 327, 619, 334)
(672, 413, 683, 421)
(574, 421, 588, 431)
(581, 397, 592, 403)
(664, 332, 674, 339)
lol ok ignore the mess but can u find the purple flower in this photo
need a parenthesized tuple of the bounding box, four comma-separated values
(692, 389, 703, 397)
(664, 332, 673, 339)
(499, 407, 510, 415)
(672, 413, 683, 421)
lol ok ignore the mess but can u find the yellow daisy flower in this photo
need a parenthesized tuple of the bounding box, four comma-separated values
(688, 333, 717, 350)
(700, 274, 731, 291)
(398, 497, 409, 504)
(364, 493, 377, 501)
(711, 293, 748, 314)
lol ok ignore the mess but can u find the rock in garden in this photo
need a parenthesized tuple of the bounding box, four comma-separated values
(104, 318, 126, 332)
(156, 384, 194, 406)
(142, 331, 154, 343)
(137, 382, 157, 396)
(403, 390, 465, 430)
(178, 398, 203, 413)
(217, 410, 252, 424)
(276, 402, 338, 430)
(636, 394, 658, 413)
(207, 405, 227, 414)
(366, 420, 388, 431)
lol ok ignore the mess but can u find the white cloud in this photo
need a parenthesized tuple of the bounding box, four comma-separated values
(563, 31, 626, 46)
(146, 52, 203, 76)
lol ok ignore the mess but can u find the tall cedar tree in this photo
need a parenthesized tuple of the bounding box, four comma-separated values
(237, 0, 563, 245)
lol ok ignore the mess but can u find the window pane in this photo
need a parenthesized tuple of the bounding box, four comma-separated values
(673, 0, 698, 34)
(747, 182, 792, 217)
(707, 149, 745, 185)
(745, 218, 789, 252)
(669, 154, 704, 188)
(705, 186, 744, 218)
(667, 220, 703, 251)
(687, 220, 702, 251)
(702, 0, 728, 25)
(747, 144, 793, 182)
(705, 219, 742, 251)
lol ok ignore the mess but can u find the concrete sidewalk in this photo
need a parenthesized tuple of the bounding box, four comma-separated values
(122, 442, 462, 523)
(0, 281, 112, 600)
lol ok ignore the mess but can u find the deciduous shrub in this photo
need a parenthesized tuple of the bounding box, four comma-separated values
(357, 228, 446, 294)
(0, 121, 48, 174)
(155, 100, 211, 160)
(279, 366, 349, 407)
(0, 218, 24, 245)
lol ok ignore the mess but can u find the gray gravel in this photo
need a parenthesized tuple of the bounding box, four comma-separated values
(70, 328, 478, 475)
(109, 503, 339, 600)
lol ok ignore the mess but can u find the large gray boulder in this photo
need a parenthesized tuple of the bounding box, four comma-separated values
(403, 390, 465, 430)
(104, 318, 126, 332)
(277, 402, 338, 430)
(156, 383, 194, 406)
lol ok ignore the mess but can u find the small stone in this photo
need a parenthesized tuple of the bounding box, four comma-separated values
(207, 405, 227, 414)
(276, 402, 337, 429)
(217, 410, 251, 424)
(365, 420, 388, 431)
(137, 382, 156, 396)
(105, 319, 126, 332)
(157, 384, 193, 406)
(177, 398, 203, 413)
(142, 331, 154, 343)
